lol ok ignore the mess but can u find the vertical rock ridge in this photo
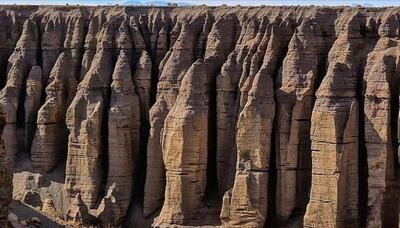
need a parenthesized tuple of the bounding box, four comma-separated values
(1, 18, 38, 164)
(129, 15, 146, 51)
(115, 17, 132, 55)
(30, 52, 74, 172)
(155, 59, 209, 226)
(143, 14, 207, 217)
(304, 11, 374, 228)
(275, 18, 325, 222)
(64, 11, 86, 83)
(97, 50, 140, 226)
(203, 13, 239, 200)
(148, 9, 163, 57)
(132, 49, 152, 208)
(216, 15, 266, 196)
(31, 12, 84, 172)
(138, 13, 152, 53)
(220, 16, 294, 228)
(194, 11, 213, 60)
(41, 12, 65, 84)
(155, 21, 170, 67)
(363, 12, 400, 227)
(65, 20, 115, 208)
(0, 10, 20, 88)
(238, 17, 271, 111)
(133, 50, 152, 124)
(23, 66, 42, 154)
(220, 51, 275, 228)
(80, 14, 102, 81)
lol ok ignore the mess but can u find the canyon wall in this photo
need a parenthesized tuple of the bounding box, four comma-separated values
(0, 5, 400, 228)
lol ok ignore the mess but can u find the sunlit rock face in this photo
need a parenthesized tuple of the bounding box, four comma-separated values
(1, 5, 400, 228)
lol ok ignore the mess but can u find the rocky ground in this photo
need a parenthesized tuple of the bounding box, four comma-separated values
(0, 5, 399, 228)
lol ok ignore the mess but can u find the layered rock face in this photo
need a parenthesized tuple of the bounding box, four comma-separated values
(97, 50, 140, 226)
(304, 12, 370, 228)
(1, 5, 400, 228)
(363, 13, 400, 228)
(155, 60, 209, 226)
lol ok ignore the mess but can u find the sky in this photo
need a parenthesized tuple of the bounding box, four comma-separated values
(0, 0, 399, 6)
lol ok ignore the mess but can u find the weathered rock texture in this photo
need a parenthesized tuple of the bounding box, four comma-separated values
(66, 193, 94, 227)
(155, 60, 209, 226)
(1, 5, 400, 228)
(304, 11, 369, 228)
(275, 17, 325, 221)
(220, 16, 294, 227)
(97, 50, 140, 226)
(23, 66, 42, 154)
(0, 108, 9, 227)
(363, 12, 400, 228)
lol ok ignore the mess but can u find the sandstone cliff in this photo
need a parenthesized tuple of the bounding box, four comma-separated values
(0, 5, 400, 228)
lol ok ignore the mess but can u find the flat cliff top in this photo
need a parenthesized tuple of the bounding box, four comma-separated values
(0, 5, 398, 18)
(0, 5, 399, 32)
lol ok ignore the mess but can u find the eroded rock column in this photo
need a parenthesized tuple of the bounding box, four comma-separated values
(133, 50, 152, 124)
(80, 14, 102, 80)
(155, 60, 209, 226)
(0, 18, 38, 163)
(220, 16, 293, 227)
(96, 50, 140, 226)
(41, 12, 64, 84)
(143, 14, 206, 217)
(23, 66, 42, 154)
(275, 18, 325, 220)
(65, 21, 115, 208)
(31, 13, 84, 172)
(216, 15, 269, 195)
(363, 13, 400, 228)
(304, 12, 372, 228)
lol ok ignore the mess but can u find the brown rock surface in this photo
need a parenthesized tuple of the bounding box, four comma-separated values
(275, 15, 331, 221)
(0, 107, 9, 227)
(23, 66, 42, 153)
(0, 9, 20, 81)
(41, 12, 64, 84)
(30, 52, 77, 173)
(220, 16, 293, 227)
(64, 20, 115, 207)
(1, 6, 400, 228)
(42, 198, 61, 219)
(30, 11, 84, 173)
(133, 50, 152, 130)
(98, 50, 140, 226)
(80, 14, 102, 80)
(304, 12, 373, 228)
(66, 193, 93, 227)
(143, 12, 207, 217)
(1, 17, 38, 164)
(64, 49, 113, 208)
(155, 60, 209, 226)
(363, 12, 400, 228)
